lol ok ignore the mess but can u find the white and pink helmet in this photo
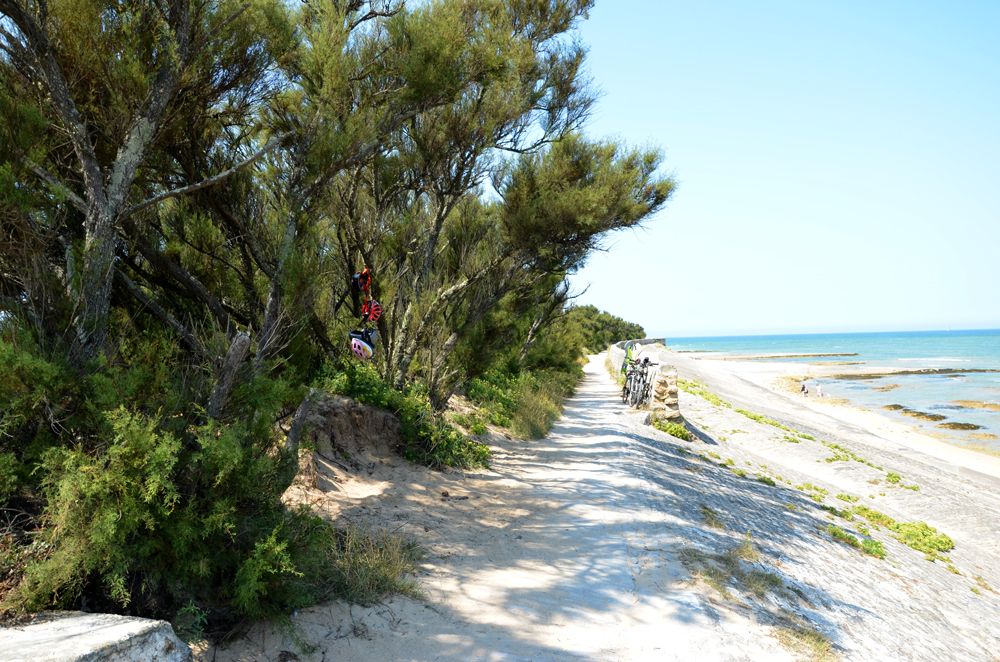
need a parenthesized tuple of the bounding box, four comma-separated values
(350, 337, 373, 360)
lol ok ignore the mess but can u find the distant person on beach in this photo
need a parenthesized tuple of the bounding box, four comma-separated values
(800, 382, 808, 396)
(817, 384, 824, 398)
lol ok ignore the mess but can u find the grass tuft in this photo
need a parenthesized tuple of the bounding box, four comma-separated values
(861, 538, 886, 559)
(735, 408, 792, 432)
(326, 526, 424, 605)
(652, 418, 692, 441)
(773, 622, 836, 661)
(700, 505, 726, 529)
(678, 379, 732, 408)
(852, 506, 954, 560)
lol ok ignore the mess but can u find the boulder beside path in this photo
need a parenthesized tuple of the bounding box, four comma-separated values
(0, 612, 190, 662)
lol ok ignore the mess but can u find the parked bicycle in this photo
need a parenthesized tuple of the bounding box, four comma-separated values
(621, 355, 657, 408)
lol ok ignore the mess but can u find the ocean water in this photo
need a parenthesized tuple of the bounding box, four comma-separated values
(664, 329, 1000, 450)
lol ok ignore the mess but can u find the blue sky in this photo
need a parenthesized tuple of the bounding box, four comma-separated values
(567, 1, 1000, 337)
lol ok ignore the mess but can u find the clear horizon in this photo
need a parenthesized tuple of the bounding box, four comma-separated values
(654, 326, 1000, 340)
(568, 1, 1000, 337)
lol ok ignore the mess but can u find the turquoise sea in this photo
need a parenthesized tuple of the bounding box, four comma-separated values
(663, 329, 1000, 451)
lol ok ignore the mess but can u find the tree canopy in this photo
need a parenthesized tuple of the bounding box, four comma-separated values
(0, 0, 672, 631)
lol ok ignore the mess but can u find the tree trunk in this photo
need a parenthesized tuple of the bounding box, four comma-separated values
(71, 207, 117, 363)
(207, 332, 251, 418)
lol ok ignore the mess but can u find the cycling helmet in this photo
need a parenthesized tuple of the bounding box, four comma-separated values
(352, 266, 373, 294)
(361, 299, 383, 323)
(350, 336, 373, 360)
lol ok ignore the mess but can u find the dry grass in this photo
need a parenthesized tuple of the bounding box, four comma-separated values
(773, 620, 837, 661)
(700, 505, 726, 529)
(327, 526, 424, 605)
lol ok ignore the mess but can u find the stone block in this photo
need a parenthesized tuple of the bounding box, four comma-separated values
(0, 612, 191, 662)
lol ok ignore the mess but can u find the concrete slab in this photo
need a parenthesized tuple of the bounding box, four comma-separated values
(0, 611, 190, 662)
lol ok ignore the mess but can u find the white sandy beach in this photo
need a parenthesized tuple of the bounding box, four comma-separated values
(200, 352, 1000, 661)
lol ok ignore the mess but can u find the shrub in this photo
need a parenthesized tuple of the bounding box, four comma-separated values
(652, 419, 692, 441)
(324, 362, 489, 469)
(886, 472, 901, 484)
(467, 367, 579, 440)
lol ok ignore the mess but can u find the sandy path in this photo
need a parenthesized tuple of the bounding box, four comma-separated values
(203, 356, 792, 661)
(203, 353, 1000, 661)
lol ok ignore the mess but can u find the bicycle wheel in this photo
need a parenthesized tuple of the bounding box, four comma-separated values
(630, 374, 645, 407)
(640, 381, 652, 406)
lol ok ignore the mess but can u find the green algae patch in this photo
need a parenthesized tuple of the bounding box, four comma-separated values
(939, 421, 983, 430)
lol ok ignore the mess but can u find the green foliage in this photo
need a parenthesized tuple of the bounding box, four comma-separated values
(0, 452, 18, 502)
(862, 538, 886, 559)
(851, 506, 954, 559)
(821, 441, 883, 469)
(886, 472, 901, 484)
(467, 368, 578, 440)
(324, 526, 422, 605)
(836, 493, 860, 503)
(827, 524, 861, 549)
(677, 379, 732, 408)
(819, 504, 853, 520)
(796, 483, 829, 502)
(0, 0, 666, 636)
(173, 600, 209, 643)
(735, 408, 792, 432)
(756, 474, 777, 487)
(892, 522, 954, 556)
(563, 305, 645, 352)
(652, 419, 692, 441)
(324, 362, 489, 469)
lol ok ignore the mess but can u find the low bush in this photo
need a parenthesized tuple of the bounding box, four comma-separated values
(652, 419, 692, 441)
(323, 362, 489, 469)
(467, 367, 580, 440)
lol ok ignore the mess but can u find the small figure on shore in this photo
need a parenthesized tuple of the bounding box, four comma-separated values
(816, 384, 824, 398)
(800, 381, 809, 396)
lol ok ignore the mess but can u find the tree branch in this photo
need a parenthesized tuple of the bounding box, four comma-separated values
(0, 0, 104, 204)
(125, 131, 293, 217)
(116, 266, 205, 356)
(206, 331, 250, 418)
(25, 160, 88, 214)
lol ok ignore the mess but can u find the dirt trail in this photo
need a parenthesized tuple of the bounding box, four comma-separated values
(202, 354, 1000, 661)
